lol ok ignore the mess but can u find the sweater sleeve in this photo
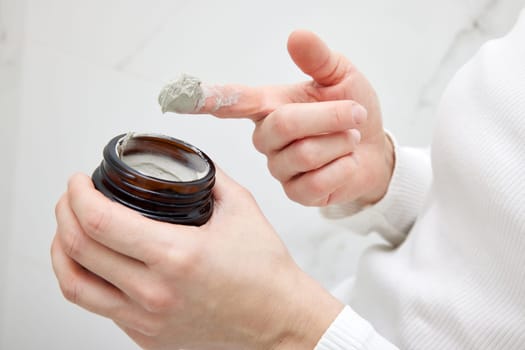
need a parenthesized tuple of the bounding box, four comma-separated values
(314, 306, 399, 349)
(320, 133, 432, 246)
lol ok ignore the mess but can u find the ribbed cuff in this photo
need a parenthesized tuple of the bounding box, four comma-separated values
(367, 144, 432, 243)
(321, 133, 432, 246)
(314, 306, 399, 350)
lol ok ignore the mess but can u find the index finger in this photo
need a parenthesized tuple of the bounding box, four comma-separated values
(158, 74, 308, 122)
(67, 173, 193, 265)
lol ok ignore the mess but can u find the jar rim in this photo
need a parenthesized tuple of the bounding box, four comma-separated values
(110, 132, 216, 186)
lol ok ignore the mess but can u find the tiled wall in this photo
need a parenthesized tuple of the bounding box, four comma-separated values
(1, 1, 523, 349)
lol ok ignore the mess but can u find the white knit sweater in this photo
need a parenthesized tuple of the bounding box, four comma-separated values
(315, 9, 525, 350)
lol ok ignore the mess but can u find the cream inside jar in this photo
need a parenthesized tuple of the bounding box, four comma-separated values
(117, 133, 209, 182)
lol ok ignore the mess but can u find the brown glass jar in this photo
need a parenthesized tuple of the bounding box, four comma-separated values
(92, 133, 215, 226)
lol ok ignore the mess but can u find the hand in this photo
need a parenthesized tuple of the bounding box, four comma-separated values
(51, 169, 343, 350)
(185, 30, 394, 207)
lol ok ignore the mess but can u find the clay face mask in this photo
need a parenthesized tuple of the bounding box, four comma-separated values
(120, 153, 208, 182)
(158, 74, 206, 114)
(119, 139, 209, 182)
(117, 132, 209, 182)
(158, 74, 240, 114)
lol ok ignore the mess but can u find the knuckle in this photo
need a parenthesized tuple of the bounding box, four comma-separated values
(305, 174, 329, 199)
(270, 106, 294, 139)
(283, 184, 300, 203)
(266, 157, 278, 178)
(267, 157, 284, 180)
(283, 181, 309, 206)
(346, 130, 358, 147)
(252, 129, 266, 153)
(66, 173, 79, 190)
(162, 242, 201, 278)
(331, 101, 352, 129)
(83, 203, 111, 238)
(294, 139, 318, 169)
(63, 227, 84, 259)
(50, 236, 57, 258)
(67, 173, 85, 198)
(60, 277, 81, 304)
(54, 195, 66, 219)
(139, 286, 174, 313)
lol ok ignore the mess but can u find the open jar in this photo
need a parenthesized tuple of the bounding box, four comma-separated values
(92, 133, 215, 226)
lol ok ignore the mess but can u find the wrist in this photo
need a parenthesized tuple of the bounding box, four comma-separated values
(380, 131, 396, 198)
(271, 271, 344, 350)
(357, 131, 395, 206)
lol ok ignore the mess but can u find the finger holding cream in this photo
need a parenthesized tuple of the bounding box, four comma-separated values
(158, 74, 206, 114)
(158, 74, 306, 121)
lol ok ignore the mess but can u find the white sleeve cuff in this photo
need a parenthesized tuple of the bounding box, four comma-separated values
(321, 133, 432, 246)
(314, 306, 399, 350)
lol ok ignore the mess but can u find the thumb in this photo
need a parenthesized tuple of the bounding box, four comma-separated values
(210, 165, 267, 216)
(287, 30, 352, 87)
(211, 165, 249, 205)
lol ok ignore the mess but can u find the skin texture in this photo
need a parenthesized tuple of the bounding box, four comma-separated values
(51, 30, 395, 349)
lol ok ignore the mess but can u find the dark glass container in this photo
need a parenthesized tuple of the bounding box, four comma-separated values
(92, 133, 215, 226)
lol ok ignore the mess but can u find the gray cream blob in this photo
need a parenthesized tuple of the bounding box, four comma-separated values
(158, 74, 206, 114)
(121, 153, 207, 182)
(158, 74, 241, 114)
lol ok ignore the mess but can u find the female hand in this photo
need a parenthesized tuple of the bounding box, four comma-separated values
(51, 169, 343, 350)
(183, 30, 394, 207)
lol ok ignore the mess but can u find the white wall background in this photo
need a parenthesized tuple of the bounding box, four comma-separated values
(1, 0, 523, 349)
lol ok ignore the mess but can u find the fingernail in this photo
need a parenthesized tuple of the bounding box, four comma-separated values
(352, 104, 367, 124)
(350, 129, 361, 144)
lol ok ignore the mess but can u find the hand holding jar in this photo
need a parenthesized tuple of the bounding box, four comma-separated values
(51, 169, 342, 349)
